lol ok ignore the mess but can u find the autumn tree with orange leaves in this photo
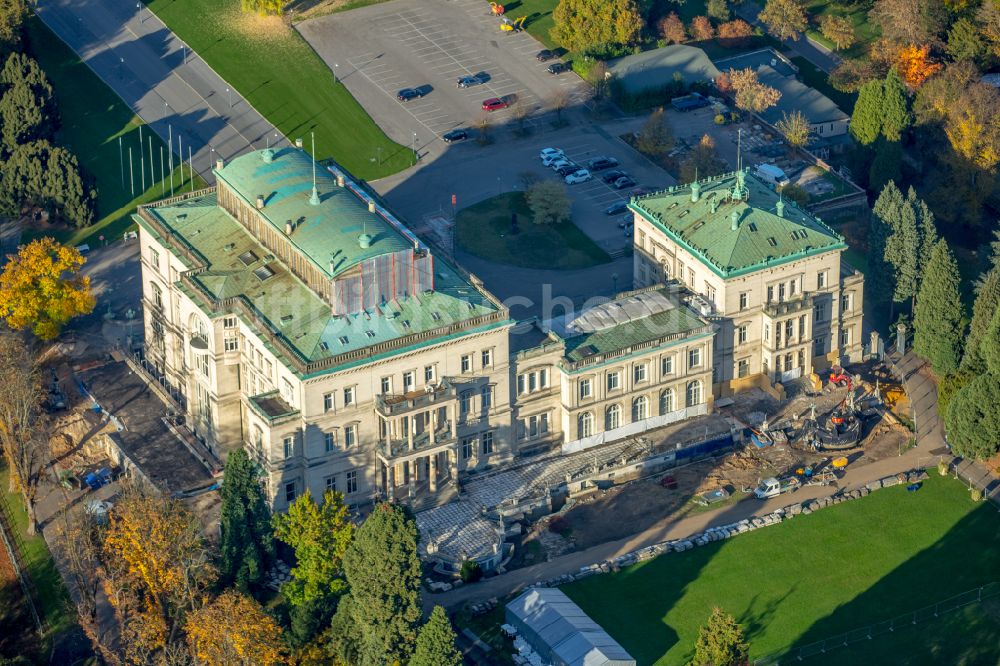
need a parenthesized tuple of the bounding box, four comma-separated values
(0, 237, 94, 339)
(727, 67, 782, 112)
(896, 44, 942, 88)
(185, 590, 288, 666)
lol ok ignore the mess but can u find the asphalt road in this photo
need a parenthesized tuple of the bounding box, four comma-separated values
(37, 0, 287, 182)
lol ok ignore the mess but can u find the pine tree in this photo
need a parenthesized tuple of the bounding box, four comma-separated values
(945, 371, 1000, 460)
(339, 502, 422, 666)
(962, 268, 1000, 372)
(868, 138, 901, 194)
(0, 140, 96, 227)
(913, 239, 964, 375)
(0, 54, 57, 155)
(912, 189, 937, 274)
(887, 202, 919, 304)
(219, 448, 274, 595)
(866, 183, 898, 306)
(850, 79, 883, 145)
(411, 606, 462, 666)
(880, 68, 912, 142)
(689, 607, 749, 666)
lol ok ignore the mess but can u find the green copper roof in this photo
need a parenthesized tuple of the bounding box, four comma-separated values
(135, 193, 500, 376)
(630, 170, 846, 279)
(215, 147, 414, 277)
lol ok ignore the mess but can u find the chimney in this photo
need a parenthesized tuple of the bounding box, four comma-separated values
(776, 199, 785, 218)
(358, 234, 372, 249)
(261, 149, 273, 164)
(285, 220, 293, 235)
(337, 174, 345, 187)
(295, 137, 303, 149)
(329, 260, 335, 275)
(215, 158, 224, 171)
(256, 195, 265, 209)
(730, 210, 739, 231)
(691, 180, 701, 203)
(368, 200, 376, 214)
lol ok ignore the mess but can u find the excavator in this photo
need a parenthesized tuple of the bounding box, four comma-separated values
(489, 2, 504, 15)
(500, 15, 526, 32)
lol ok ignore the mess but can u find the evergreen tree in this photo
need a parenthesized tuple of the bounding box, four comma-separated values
(913, 239, 964, 375)
(868, 139, 901, 194)
(0, 140, 96, 227)
(866, 184, 897, 306)
(850, 79, 883, 145)
(962, 268, 1000, 372)
(880, 68, 912, 142)
(411, 606, 462, 666)
(0, 54, 58, 154)
(945, 372, 1000, 460)
(219, 448, 274, 595)
(912, 189, 937, 274)
(339, 502, 422, 666)
(980, 308, 1000, 377)
(0, 0, 25, 58)
(689, 607, 749, 666)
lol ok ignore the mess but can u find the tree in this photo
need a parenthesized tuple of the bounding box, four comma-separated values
(272, 488, 353, 606)
(830, 58, 881, 93)
(961, 268, 1000, 372)
(944, 82, 1000, 173)
(551, 0, 643, 54)
(0, 54, 57, 153)
(658, 12, 687, 44)
(979, 0, 1000, 59)
(219, 448, 275, 595)
(587, 60, 611, 100)
(338, 502, 422, 666)
(869, 0, 946, 47)
(411, 606, 462, 666)
(185, 590, 288, 666)
(980, 308, 1000, 377)
(680, 134, 728, 182)
(0, 238, 94, 340)
(727, 67, 781, 112)
(549, 88, 570, 126)
(866, 189, 895, 305)
(850, 79, 884, 145)
(510, 99, 530, 135)
(913, 60, 979, 124)
(759, 0, 807, 41)
(707, 0, 730, 21)
(945, 371, 1000, 459)
(868, 138, 902, 193)
(896, 44, 941, 89)
(0, 140, 97, 228)
(880, 68, 912, 141)
(717, 19, 753, 47)
(946, 18, 988, 64)
(0, 335, 46, 536)
(241, 0, 283, 15)
(690, 16, 715, 41)
(689, 607, 749, 666)
(0, 0, 25, 57)
(820, 15, 856, 51)
(910, 187, 937, 273)
(636, 107, 674, 155)
(775, 110, 811, 147)
(913, 239, 964, 375)
(525, 180, 571, 225)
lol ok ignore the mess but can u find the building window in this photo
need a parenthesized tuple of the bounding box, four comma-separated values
(528, 372, 537, 392)
(344, 425, 357, 448)
(224, 316, 237, 329)
(461, 354, 472, 373)
(380, 377, 391, 395)
(764, 322, 771, 342)
(778, 282, 786, 302)
(285, 481, 296, 504)
(264, 360, 273, 379)
(632, 396, 648, 422)
(766, 285, 774, 303)
(198, 353, 210, 378)
(540, 413, 549, 434)
(578, 412, 593, 437)
(840, 327, 851, 347)
(814, 336, 826, 356)
(344, 386, 356, 406)
(776, 324, 783, 349)
(151, 282, 163, 310)
(460, 391, 472, 415)
(737, 324, 748, 345)
(517, 374, 526, 395)
(799, 315, 806, 339)
(818, 271, 828, 289)
(785, 319, 794, 342)
(798, 349, 805, 369)
(686, 380, 703, 407)
(738, 358, 750, 378)
(150, 247, 161, 272)
(659, 388, 675, 415)
(402, 371, 415, 393)
(481, 349, 493, 367)
(688, 267, 695, 285)
(346, 471, 358, 494)
(661, 356, 674, 376)
(461, 438, 473, 460)
(739, 292, 749, 310)
(224, 336, 238, 352)
(324, 432, 335, 453)
(481, 431, 494, 455)
(579, 378, 592, 399)
(481, 384, 494, 410)
(325, 475, 336, 492)
(688, 347, 701, 369)
(705, 283, 716, 305)
(323, 393, 334, 412)
(424, 365, 436, 383)
(606, 404, 622, 430)
(539, 369, 548, 389)
(633, 363, 648, 384)
(283, 436, 293, 459)
(607, 371, 621, 391)
(841, 293, 851, 313)
(814, 302, 825, 323)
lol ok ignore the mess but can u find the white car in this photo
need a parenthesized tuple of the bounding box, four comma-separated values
(565, 169, 592, 184)
(549, 158, 573, 171)
(539, 147, 563, 161)
(542, 153, 567, 167)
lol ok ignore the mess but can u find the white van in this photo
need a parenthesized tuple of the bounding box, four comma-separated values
(755, 163, 790, 188)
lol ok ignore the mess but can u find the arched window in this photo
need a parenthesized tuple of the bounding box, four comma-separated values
(686, 380, 703, 407)
(632, 396, 648, 422)
(605, 404, 621, 431)
(578, 412, 593, 438)
(660, 388, 675, 415)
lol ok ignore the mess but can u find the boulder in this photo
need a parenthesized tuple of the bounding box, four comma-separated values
(867, 479, 883, 491)
(881, 476, 899, 487)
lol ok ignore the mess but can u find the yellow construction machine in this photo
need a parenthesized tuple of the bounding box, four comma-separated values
(490, 2, 504, 15)
(500, 16, 526, 32)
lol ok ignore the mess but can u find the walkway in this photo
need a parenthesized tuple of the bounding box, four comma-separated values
(36, 0, 284, 181)
(735, 2, 842, 73)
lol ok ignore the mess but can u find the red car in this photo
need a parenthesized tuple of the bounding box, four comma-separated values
(482, 98, 508, 111)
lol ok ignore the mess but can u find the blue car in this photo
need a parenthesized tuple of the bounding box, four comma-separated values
(605, 201, 628, 215)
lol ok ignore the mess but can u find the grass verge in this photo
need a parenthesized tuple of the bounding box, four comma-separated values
(456, 192, 610, 270)
(23, 17, 201, 249)
(803, 0, 880, 61)
(562, 475, 1000, 665)
(146, 0, 409, 182)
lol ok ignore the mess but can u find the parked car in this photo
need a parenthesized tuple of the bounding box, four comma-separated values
(397, 88, 423, 102)
(587, 156, 619, 171)
(457, 73, 489, 88)
(564, 169, 592, 184)
(555, 163, 580, 177)
(547, 62, 568, 74)
(602, 169, 628, 183)
(618, 215, 633, 228)
(613, 176, 637, 189)
(605, 201, 628, 215)
(482, 98, 508, 111)
(549, 158, 574, 171)
(539, 147, 564, 161)
(442, 129, 468, 143)
(536, 49, 554, 61)
(629, 187, 651, 197)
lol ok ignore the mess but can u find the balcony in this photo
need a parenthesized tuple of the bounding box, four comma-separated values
(379, 421, 455, 459)
(763, 293, 814, 319)
(375, 378, 457, 416)
(248, 390, 300, 425)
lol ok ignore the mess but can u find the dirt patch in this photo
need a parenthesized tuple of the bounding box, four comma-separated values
(214, 5, 294, 46)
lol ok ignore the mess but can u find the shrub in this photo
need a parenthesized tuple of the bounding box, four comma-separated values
(459, 559, 483, 583)
(548, 515, 571, 536)
(971, 487, 983, 502)
(937, 459, 949, 476)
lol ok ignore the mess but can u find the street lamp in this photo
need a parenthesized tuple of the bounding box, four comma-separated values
(334, 63, 339, 84)
(136, 2, 144, 22)
(226, 87, 232, 108)
(612, 272, 619, 293)
(412, 132, 417, 165)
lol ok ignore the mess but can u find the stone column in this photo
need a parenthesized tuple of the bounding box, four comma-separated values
(407, 415, 414, 451)
(429, 454, 438, 493)
(429, 409, 436, 445)
(407, 460, 416, 498)
(387, 464, 396, 502)
(448, 404, 456, 438)
(448, 449, 458, 479)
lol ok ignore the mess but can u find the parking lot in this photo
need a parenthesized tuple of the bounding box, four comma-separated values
(297, 0, 589, 161)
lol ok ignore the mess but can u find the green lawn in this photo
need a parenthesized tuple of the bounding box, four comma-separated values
(562, 476, 1000, 665)
(456, 192, 611, 270)
(146, 0, 408, 181)
(497, 0, 559, 49)
(23, 17, 201, 249)
(803, 0, 880, 61)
